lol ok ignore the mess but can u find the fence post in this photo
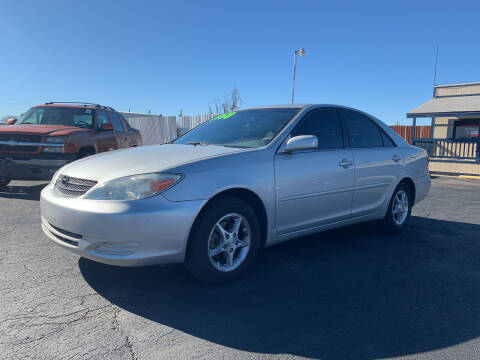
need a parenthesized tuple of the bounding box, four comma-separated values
(411, 118, 416, 145)
(476, 138, 480, 164)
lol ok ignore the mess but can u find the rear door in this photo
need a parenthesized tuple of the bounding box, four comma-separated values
(274, 107, 354, 234)
(95, 110, 117, 152)
(340, 109, 403, 217)
(119, 114, 141, 146)
(109, 111, 129, 148)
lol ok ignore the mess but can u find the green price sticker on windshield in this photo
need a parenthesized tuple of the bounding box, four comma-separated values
(211, 112, 237, 120)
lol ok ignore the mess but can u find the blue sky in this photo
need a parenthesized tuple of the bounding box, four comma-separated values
(1, 0, 479, 124)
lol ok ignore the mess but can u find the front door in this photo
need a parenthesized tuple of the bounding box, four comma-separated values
(275, 108, 355, 235)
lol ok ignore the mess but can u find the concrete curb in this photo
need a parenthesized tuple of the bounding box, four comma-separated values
(458, 175, 480, 181)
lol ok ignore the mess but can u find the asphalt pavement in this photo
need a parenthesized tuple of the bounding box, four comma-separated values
(1, 176, 480, 360)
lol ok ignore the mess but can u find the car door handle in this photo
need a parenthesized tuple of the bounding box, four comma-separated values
(392, 155, 402, 163)
(339, 159, 353, 168)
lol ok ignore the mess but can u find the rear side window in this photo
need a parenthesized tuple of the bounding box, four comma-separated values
(341, 110, 383, 148)
(291, 108, 344, 150)
(109, 111, 124, 132)
(380, 129, 396, 147)
(120, 115, 135, 132)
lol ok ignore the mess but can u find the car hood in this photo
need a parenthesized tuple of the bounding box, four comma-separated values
(0, 124, 89, 136)
(60, 144, 247, 182)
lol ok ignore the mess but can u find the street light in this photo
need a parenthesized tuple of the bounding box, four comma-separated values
(291, 48, 306, 104)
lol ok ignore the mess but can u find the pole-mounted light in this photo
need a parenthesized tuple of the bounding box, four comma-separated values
(291, 48, 306, 103)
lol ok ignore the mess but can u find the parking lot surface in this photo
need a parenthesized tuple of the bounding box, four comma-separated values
(1, 176, 480, 360)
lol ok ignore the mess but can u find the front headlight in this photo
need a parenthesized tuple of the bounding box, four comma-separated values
(45, 136, 66, 144)
(84, 173, 183, 201)
(43, 136, 65, 153)
(42, 147, 64, 153)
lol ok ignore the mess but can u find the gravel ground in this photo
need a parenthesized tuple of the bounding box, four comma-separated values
(1, 176, 480, 360)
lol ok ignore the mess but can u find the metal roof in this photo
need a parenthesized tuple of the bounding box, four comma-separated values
(434, 81, 480, 89)
(407, 95, 480, 118)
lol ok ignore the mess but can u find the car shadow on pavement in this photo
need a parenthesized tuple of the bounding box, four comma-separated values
(0, 183, 46, 200)
(79, 216, 480, 360)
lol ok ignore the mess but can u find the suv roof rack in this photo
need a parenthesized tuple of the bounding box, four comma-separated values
(43, 102, 116, 111)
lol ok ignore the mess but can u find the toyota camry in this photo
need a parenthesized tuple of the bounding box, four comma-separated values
(40, 105, 430, 283)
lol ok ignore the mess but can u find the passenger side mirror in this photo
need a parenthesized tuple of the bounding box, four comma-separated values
(282, 135, 318, 153)
(6, 118, 17, 125)
(100, 123, 114, 131)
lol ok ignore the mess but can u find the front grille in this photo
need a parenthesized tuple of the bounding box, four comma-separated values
(55, 176, 97, 197)
(0, 134, 43, 153)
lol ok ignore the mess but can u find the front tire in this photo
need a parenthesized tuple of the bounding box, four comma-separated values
(78, 149, 95, 159)
(379, 183, 412, 233)
(0, 177, 11, 188)
(185, 197, 261, 284)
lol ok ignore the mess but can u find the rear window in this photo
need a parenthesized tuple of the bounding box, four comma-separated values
(18, 106, 94, 129)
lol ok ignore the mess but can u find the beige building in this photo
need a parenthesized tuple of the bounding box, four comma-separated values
(407, 82, 480, 176)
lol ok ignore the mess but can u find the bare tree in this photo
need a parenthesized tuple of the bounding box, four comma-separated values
(208, 87, 242, 115)
(230, 87, 241, 110)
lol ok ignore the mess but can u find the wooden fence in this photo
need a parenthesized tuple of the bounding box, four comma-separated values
(390, 125, 431, 144)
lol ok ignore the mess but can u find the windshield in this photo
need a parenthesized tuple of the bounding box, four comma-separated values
(18, 106, 94, 129)
(174, 108, 299, 148)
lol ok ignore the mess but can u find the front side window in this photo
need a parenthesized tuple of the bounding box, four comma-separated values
(291, 108, 344, 150)
(97, 110, 111, 128)
(174, 108, 300, 148)
(18, 106, 94, 129)
(341, 109, 383, 148)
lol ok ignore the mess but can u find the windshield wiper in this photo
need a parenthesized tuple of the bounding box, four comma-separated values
(186, 142, 210, 146)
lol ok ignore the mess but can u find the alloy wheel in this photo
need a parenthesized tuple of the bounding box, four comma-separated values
(392, 190, 409, 225)
(207, 213, 251, 272)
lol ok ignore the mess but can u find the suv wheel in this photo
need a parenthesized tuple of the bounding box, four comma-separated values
(379, 182, 412, 233)
(185, 197, 261, 284)
(0, 177, 11, 188)
(79, 149, 95, 159)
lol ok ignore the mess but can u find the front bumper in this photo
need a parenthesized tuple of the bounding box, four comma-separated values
(40, 184, 206, 266)
(0, 153, 77, 180)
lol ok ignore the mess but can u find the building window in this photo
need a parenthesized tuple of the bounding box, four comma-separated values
(454, 119, 480, 139)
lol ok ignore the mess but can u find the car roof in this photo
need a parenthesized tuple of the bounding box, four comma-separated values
(240, 104, 310, 110)
(34, 102, 115, 111)
(239, 104, 365, 111)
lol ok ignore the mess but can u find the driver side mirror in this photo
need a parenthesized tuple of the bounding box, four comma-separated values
(282, 135, 318, 153)
(6, 118, 17, 125)
(100, 123, 114, 131)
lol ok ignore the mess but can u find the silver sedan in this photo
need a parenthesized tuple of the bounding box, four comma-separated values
(40, 105, 430, 283)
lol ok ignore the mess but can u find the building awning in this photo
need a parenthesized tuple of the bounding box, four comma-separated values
(407, 95, 480, 118)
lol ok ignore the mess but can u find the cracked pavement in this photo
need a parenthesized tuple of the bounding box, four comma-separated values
(1, 177, 480, 360)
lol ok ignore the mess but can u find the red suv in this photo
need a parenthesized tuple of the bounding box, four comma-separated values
(0, 102, 142, 187)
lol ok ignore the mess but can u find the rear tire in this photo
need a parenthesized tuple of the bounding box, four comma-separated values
(185, 197, 261, 284)
(0, 177, 11, 188)
(379, 182, 412, 233)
